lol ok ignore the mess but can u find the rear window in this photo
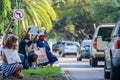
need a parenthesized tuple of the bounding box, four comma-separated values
(82, 41, 91, 46)
(66, 43, 74, 46)
(57, 42, 61, 44)
(98, 27, 114, 37)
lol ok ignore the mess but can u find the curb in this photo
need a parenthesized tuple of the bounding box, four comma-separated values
(53, 62, 73, 80)
(61, 69, 73, 80)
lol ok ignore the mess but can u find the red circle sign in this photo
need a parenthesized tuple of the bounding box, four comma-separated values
(13, 9, 24, 20)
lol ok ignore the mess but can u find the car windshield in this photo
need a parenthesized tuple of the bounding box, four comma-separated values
(66, 43, 74, 46)
(57, 42, 61, 44)
(82, 40, 91, 46)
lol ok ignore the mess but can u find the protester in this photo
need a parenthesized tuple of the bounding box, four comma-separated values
(2, 19, 15, 44)
(0, 18, 15, 71)
(28, 35, 38, 69)
(37, 30, 58, 66)
(0, 18, 15, 52)
(2, 35, 24, 79)
(18, 28, 32, 69)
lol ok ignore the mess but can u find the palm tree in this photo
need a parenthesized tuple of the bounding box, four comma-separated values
(0, 0, 56, 35)
(21, 0, 57, 33)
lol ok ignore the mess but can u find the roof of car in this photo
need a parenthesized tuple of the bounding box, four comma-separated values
(82, 40, 92, 43)
(98, 24, 115, 27)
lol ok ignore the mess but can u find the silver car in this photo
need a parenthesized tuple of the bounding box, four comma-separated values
(61, 41, 78, 57)
(104, 21, 120, 80)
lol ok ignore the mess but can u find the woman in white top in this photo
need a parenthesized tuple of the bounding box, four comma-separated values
(2, 35, 24, 79)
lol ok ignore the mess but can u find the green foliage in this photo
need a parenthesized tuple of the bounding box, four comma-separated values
(90, 0, 120, 23)
(0, 0, 12, 35)
(22, 66, 61, 77)
(65, 24, 75, 33)
(0, 0, 57, 35)
(48, 0, 120, 42)
(1, 0, 120, 42)
(21, 0, 57, 33)
(49, 0, 94, 41)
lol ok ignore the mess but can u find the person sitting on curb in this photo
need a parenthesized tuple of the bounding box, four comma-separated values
(18, 28, 32, 69)
(37, 28, 58, 66)
(28, 35, 38, 69)
(2, 35, 24, 79)
(0, 18, 15, 71)
(0, 18, 26, 70)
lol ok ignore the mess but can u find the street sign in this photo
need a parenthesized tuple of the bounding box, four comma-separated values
(13, 9, 24, 20)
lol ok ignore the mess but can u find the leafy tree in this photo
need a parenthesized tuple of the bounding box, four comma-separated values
(0, 0, 12, 35)
(90, 0, 120, 23)
(49, 0, 94, 42)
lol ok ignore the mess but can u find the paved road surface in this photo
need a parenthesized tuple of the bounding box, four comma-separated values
(56, 55, 108, 80)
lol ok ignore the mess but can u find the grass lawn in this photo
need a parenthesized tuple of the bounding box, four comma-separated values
(21, 66, 67, 80)
(0, 66, 66, 80)
(22, 66, 61, 77)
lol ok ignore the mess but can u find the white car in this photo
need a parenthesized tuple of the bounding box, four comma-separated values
(90, 24, 115, 67)
(61, 41, 78, 57)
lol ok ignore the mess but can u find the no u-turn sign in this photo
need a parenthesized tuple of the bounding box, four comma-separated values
(13, 9, 24, 20)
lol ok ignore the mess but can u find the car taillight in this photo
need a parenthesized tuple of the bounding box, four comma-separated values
(93, 38, 97, 48)
(115, 38, 120, 49)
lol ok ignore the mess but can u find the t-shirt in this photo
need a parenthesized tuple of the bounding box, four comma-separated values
(18, 40, 32, 58)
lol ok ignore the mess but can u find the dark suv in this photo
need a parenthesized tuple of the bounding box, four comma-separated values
(104, 22, 120, 80)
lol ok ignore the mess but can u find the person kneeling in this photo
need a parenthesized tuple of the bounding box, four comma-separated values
(2, 35, 24, 79)
(28, 42, 38, 69)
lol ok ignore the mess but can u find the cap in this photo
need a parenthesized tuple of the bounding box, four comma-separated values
(38, 27, 45, 36)
(41, 27, 45, 33)
(38, 31, 44, 36)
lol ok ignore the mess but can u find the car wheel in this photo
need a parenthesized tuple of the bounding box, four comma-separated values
(61, 52, 65, 57)
(104, 59, 110, 79)
(89, 55, 92, 65)
(90, 56, 97, 67)
(62, 54, 65, 57)
(77, 56, 82, 61)
(59, 52, 61, 55)
(89, 58, 91, 66)
(110, 61, 120, 80)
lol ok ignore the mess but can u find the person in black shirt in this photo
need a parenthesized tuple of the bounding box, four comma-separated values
(18, 28, 32, 69)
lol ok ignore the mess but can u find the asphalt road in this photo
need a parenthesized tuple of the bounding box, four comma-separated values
(55, 54, 108, 80)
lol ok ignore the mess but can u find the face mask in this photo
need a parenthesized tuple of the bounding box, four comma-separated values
(39, 35, 45, 41)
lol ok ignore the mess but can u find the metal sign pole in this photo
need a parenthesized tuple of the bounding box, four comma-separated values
(18, 0, 20, 43)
